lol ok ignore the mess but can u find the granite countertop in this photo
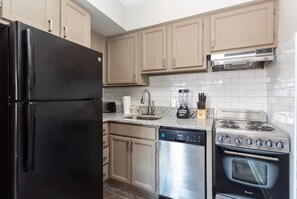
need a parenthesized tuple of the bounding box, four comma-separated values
(103, 113, 214, 131)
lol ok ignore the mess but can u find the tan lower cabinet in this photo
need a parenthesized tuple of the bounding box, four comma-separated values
(109, 123, 157, 193)
(210, 1, 275, 52)
(110, 135, 131, 183)
(61, 0, 91, 47)
(1, 0, 60, 36)
(103, 123, 110, 182)
(131, 139, 156, 192)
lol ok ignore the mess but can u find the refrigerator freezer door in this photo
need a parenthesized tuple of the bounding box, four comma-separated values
(9, 22, 102, 101)
(10, 100, 102, 199)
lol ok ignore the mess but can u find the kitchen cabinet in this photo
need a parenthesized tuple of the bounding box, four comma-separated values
(61, 0, 91, 47)
(1, 0, 91, 47)
(170, 18, 203, 70)
(109, 123, 157, 192)
(141, 17, 206, 74)
(210, 1, 275, 52)
(91, 32, 106, 85)
(102, 123, 109, 182)
(141, 26, 167, 71)
(1, 0, 60, 36)
(107, 32, 148, 86)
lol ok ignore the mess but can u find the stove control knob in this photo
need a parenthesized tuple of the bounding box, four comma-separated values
(235, 137, 242, 145)
(276, 141, 284, 149)
(256, 139, 263, 147)
(246, 138, 254, 145)
(266, 140, 273, 148)
(218, 135, 224, 142)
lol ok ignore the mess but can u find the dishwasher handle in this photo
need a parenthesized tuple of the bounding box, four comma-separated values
(175, 138, 186, 143)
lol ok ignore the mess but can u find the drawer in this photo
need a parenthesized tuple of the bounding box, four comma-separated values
(103, 148, 109, 165)
(103, 123, 109, 136)
(110, 123, 156, 140)
(103, 164, 109, 181)
(103, 135, 109, 148)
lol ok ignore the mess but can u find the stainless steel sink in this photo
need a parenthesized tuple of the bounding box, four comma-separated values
(123, 115, 162, 120)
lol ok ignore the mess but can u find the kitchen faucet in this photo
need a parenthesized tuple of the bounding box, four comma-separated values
(140, 89, 154, 115)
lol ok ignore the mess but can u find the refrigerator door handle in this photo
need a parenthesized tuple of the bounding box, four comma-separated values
(24, 103, 36, 172)
(23, 29, 35, 100)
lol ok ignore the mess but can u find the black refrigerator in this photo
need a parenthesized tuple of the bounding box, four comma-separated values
(0, 22, 102, 199)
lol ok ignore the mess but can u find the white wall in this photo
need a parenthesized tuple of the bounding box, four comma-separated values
(267, 34, 296, 199)
(278, 0, 297, 44)
(126, 0, 255, 30)
(86, 0, 127, 28)
(104, 69, 268, 111)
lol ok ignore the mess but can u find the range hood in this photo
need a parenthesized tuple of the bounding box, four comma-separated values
(210, 48, 275, 72)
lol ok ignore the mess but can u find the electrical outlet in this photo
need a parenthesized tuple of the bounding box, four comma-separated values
(170, 99, 176, 107)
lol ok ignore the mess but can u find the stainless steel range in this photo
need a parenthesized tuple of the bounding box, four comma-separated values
(214, 109, 290, 199)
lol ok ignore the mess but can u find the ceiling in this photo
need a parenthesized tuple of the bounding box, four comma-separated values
(117, 0, 151, 8)
(75, 0, 256, 37)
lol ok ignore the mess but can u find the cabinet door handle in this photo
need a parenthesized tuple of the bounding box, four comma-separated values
(127, 142, 130, 150)
(48, 20, 53, 32)
(211, 38, 215, 48)
(63, 27, 68, 38)
(131, 142, 134, 150)
(162, 59, 166, 67)
(173, 58, 176, 66)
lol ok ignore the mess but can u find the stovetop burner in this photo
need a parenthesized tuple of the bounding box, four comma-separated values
(246, 125, 275, 132)
(246, 121, 265, 126)
(219, 124, 240, 129)
(220, 120, 237, 125)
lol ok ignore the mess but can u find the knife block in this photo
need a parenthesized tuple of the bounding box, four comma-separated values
(197, 109, 206, 119)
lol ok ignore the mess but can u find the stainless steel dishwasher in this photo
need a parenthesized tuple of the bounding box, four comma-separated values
(159, 127, 206, 199)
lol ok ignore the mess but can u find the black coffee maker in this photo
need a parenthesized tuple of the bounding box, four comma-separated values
(176, 89, 190, 119)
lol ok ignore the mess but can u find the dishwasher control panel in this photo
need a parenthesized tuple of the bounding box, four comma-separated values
(159, 127, 205, 146)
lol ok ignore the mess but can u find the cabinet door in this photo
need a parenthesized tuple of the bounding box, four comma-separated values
(172, 18, 203, 69)
(110, 135, 131, 183)
(2, 0, 60, 36)
(131, 139, 156, 192)
(141, 26, 167, 71)
(61, 0, 91, 47)
(210, 2, 274, 51)
(107, 33, 138, 84)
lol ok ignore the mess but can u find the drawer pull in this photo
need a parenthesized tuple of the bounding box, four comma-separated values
(103, 157, 108, 160)
(103, 129, 106, 132)
(103, 141, 106, 144)
(103, 173, 106, 177)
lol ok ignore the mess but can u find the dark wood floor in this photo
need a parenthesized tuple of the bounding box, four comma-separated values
(103, 183, 153, 199)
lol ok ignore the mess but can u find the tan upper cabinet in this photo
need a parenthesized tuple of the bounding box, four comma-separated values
(91, 32, 106, 85)
(141, 17, 206, 74)
(1, 0, 60, 36)
(141, 26, 167, 71)
(107, 32, 148, 86)
(61, 0, 91, 47)
(131, 138, 156, 192)
(171, 18, 203, 69)
(110, 135, 131, 184)
(210, 1, 275, 52)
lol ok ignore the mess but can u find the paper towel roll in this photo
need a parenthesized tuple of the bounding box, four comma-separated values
(122, 96, 131, 115)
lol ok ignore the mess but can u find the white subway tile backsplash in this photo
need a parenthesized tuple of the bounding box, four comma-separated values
(104, 69, 268, 112)
(267, 34, 296, 199)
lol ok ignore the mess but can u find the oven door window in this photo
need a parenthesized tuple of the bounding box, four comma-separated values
(232, 159, 267, 185)
(223, 157, 279, 188)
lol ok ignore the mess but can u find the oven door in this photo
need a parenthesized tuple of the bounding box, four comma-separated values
(215, 146, 289, 199)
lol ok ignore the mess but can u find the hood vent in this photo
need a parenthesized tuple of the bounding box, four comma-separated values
(210, 48, 275, 72)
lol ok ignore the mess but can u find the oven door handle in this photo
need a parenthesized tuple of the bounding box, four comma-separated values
(224, 150, 279, 162)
